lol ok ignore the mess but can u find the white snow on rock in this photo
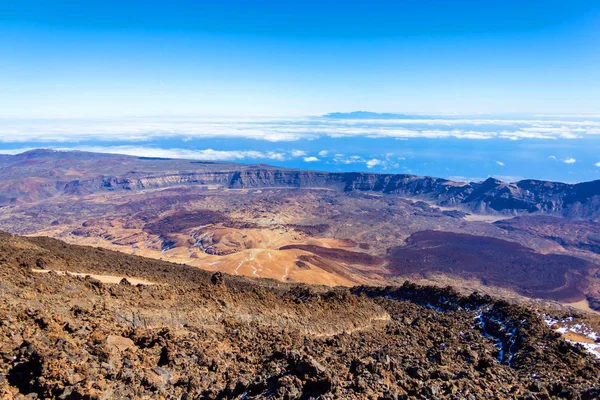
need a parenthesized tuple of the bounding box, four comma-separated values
(543, 314, 600, 359)
(566, 341, 600, 359)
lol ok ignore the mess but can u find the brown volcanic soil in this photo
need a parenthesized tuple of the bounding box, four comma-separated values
(2, 170, 600, 310)
(495, 216, 600, 258)
(143, 209, 228, 235)
(279, 244, 384, 266)
(387, 231, 595, 303)
(1, 232, 600, 399)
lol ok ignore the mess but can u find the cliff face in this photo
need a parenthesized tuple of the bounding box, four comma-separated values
(1, 149, 600, 219)
(55, 170, 600, 219)
(63, 172, 235, 194)
(227, 171, 600, 219)
(229, 169, 347, 189)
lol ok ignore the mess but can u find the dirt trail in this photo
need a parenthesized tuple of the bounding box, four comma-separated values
(31, 268, 157, 285)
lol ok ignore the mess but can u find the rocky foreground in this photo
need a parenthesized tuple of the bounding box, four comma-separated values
(0, 232, 599, 399)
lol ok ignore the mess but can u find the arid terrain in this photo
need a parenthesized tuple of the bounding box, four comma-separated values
(1, 149, 600, 314)
(1, 230, 600, 399)
(5, 0, 600, 397)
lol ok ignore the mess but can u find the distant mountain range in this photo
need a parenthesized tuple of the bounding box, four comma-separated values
(322, 111, 435, 119)
(320, 111, 541, 120)
(1, 149, 599, 220)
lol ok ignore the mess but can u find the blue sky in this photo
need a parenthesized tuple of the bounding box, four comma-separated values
(1, 1, 599, 182)
(2, 0, 599, 116)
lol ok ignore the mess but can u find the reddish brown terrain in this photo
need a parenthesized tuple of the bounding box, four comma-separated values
(1, 149, 600, 313)
(387, 231, 593, 302)
(1, 231, 600, 399)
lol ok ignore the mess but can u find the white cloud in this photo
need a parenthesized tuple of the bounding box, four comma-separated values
(496, 161, 505, 166)
(366, 159, 382, 168)
(595, 162, 600, 167)
(549, 155, 557, 160)
(14, 145, 289, 162)
(318, 150, 329, 156)
(1, 115, 600, 143)
(332, 154, 364, 164)
(563, 158, 576, 164)
(291, 150, 307, 157)
(491, 175, 525, 183)
(303, 156, 319, 162)
(269, 153, 287, 161)
(451, 175, 523, 183)
(0, 147, 36, 155)
(448, 176, 487, 183)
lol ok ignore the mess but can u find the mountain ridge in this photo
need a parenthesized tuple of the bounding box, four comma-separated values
(1, 149, 599, 219)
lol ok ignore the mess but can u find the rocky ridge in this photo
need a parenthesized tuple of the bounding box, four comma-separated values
(1, 150, 600, 219)
(1, 231, 599, 399)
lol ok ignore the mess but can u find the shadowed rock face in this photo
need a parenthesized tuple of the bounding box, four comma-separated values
(1, 231, 599, 399)
(387, 231, 594, 302)
(1, 149, 600, 218)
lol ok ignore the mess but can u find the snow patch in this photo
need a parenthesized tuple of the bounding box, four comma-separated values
(566, 341, 600, 359)
(543, 314, 600, 358)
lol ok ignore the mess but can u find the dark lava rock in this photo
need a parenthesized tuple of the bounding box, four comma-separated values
(211, 272, 224, 285)
(0, 231, 599, 399)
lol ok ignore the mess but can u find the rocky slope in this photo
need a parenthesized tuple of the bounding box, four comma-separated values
(1, 231, 600, 399)
(1, 149, 600, 219)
